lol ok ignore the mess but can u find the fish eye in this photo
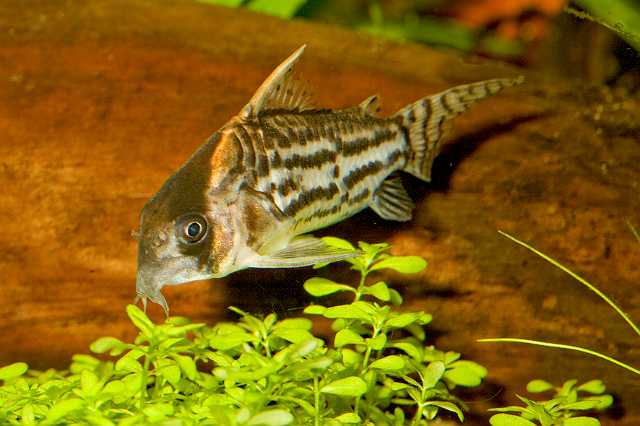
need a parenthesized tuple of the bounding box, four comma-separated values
(176, 214, 208, 244)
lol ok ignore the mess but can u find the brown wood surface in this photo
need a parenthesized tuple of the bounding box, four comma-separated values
(1, 0, 639, 423)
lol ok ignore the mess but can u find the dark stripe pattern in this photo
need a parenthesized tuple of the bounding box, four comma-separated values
(224, 108, 410, 229)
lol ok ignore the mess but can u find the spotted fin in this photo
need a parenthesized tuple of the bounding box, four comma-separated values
(369, 175, 415, 221)
(239, 45, 313, 118)
(253, 236, 360, 268)
(395, 76, 524, 181)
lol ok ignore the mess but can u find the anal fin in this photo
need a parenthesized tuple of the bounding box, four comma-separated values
(253, 236, 360, 268)
(369, 175, 415, 222)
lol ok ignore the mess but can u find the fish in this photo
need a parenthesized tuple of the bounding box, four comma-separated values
(135, 45, 523, 314)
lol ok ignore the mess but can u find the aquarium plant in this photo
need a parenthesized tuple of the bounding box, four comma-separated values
(489, 379, 612, 426)
(482, 226, 640, 425)
(481, 229, 640, 377)
(0, 238, 487, 425)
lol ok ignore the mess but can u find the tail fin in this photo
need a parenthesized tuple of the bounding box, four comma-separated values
(394, 76, 524, 181)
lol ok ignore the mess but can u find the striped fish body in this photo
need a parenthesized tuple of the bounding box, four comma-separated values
(135, 45, 522, 314)
(222, 109, 409, 238)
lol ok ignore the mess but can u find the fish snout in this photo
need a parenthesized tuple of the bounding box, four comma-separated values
(135, 272, 169, 316)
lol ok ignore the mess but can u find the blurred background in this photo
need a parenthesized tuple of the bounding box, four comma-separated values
(201, 0, 640, 91)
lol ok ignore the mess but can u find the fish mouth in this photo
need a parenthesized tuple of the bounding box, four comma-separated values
(135, 274, 170, 317)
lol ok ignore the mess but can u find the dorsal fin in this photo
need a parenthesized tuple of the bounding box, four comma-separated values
(359, 95, 381, 116)
(239, 45, 313, 119)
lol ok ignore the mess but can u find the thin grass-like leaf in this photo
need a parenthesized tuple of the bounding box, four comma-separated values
(478, 338, 640, 377)
(498, 231, 640, 339)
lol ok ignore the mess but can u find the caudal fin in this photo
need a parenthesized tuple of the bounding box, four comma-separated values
(394, 76, 523, 181)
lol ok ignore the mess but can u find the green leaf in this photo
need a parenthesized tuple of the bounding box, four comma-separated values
(126, 304, 155, 337)
(588, 394, 614, 409)
(115, 352, 142, 373)
(163, 322, 206, 337)
(304, 305, 327, 315)
(490, 413, 537, 426)
(173, 354, 198, 380)
(526, 379, 553, 393)
(363, 281, 390, 301)
(247, 409, 294, 426)
(304, 277, 355, 297)
(70, 354, 101, 373)
(368, 333, 387, 350)
(143, 403, 174, 420)
(204, 394, 239, 407)
(423, 361, 445, 389)
(288, 356, 333, 374)
(445, 360, 487, 387)
(321, 376, 368, 397)
(444, 351, 461, 364)
(335, 329, 365, 347)
(577, 379, 606, 394)
(209, 332, 254, 350)
(80, 370, 101, 395)
(84, 415, 115, 426)
(102, 380, 125, 395)
(369, 355, 405, 371)
(559, 379, 578, 396)
(370, 256, 427, 274)
(273, 328, 314, 343)
(323, 304, 371, 321)
(341, 349, 362, 366)
(289, 339, 320, 359)
(392, 342, 422, 361)
(0, 362, 28, 380)
(42, 399, 85, 425)
(390, 381, 409, 391)
(90, 337, 127, 355)
(21, 404, 35, 425)
(563, 418, 601, 426)
(389, 288, 403, 306)
(561, 396, 613, 410)
(386, 313, 419, 328)
(158, 360, 181, 385)
(488, 406, 528, 414)
(334, 412, 361, 423)
(247, 0, 308, 19)
(322, 237, 356, 251)
(122, 372, 142, 393)
(274, 318, 312, 330)
(427, 401, 464, 422)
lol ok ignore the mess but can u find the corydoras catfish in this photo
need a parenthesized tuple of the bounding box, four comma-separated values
(135, 45, 522, 313)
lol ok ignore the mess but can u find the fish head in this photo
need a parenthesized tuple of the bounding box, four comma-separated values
(135, 133, 237, 314)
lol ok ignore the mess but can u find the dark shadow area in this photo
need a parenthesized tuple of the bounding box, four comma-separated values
(429, 114, 546, 193)
(222, 268, 314, 319)
(603, 392, 627, 421)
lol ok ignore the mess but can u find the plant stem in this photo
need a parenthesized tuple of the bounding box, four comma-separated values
(361, 326, 379, 371)
(313, 376, 320, 426)
(478, 338, 640, 376)
(354, 271, 368, 302)
(627, 219, 640, 243)
(139, 354, 151, 410)
(499, 230, 640, 339)
(411, 403, 424, 426)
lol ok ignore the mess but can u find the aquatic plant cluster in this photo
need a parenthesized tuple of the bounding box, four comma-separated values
(0, 238, 614, 425)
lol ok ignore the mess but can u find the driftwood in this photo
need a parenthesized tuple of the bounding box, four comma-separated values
(0, 0, 639, 423)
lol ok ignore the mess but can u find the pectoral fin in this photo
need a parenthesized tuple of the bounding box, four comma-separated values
(252, 236, 360, 268)
(369, 175, 415, 221)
